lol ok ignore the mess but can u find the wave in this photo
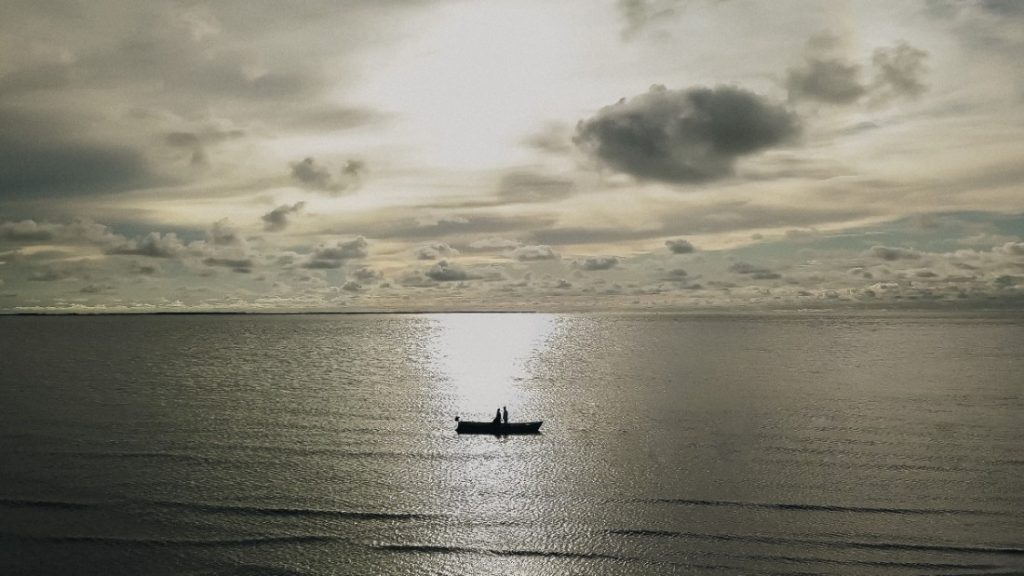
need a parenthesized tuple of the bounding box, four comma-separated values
(149, 499, 439, 521)
(0, 532, 341, 548)
(0, 497, 97, 510)
(373, 543, 624, 561)
(609, 529, 1024, 556)
(647, 497, 1006, 516)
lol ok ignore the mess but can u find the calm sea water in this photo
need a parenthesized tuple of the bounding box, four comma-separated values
(1, 312, 1022, 575)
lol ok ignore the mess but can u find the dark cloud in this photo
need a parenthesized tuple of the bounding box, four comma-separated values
(512, 245, 558, 261)
(0, 109, 159, 198)
(579, 256, 619, 271)
(665, 238, 695, 254)
(290, 157, 364, 194)
(304, 237, 368, 269)
(341, 280, 362, 292)
(107, 232, 186, 258)
(729, 262, 781, 280)
(574, 85, 799, 184)
(262, 202, 305, 232)
(426, 260, 476, 282)
(203, 257, 253, 273)
(498, 171, 575, 203)
(0, 64, 71, 98)
(867, 245, 922, 260)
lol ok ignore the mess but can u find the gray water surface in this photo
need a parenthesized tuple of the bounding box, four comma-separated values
(1, 313, 1022, 575)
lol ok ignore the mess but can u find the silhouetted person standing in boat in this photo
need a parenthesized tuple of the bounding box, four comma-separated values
(493, 408, 502, 424)
(502, 406, 508, 424)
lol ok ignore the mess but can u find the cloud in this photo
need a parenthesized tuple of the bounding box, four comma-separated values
(665, 238, 695, 254)
(522, 122, 573, 153)
(579, 256, 619, 271)
(351, 265, 381, 283)
(203, 257, 253, 273)
(341, 280, 362, 292)
(290, 157, 364, 194)
(262, 202, 305, 232)
(617, 0, 685, 39)
(512, 245, 558, 261)
(787, 57, 866, 105)
(729, 262, 781, 280)
(1001, 241, 1024, 255)
(425, 260, 476, 282)
(468, 237, 522, 251)
(414, 242, 459, 260)
(867, 245, 922, 261)
(304, 237, 368, 268)
(208, 219, 242, 246)
(574, 85, 799, 184)
(164, 128, 244, 167)
(107, 232, 186, 258)
(870, 43, 929, 103)
(786, 36, 928, 106)
(0, 109, 159, 198)
(498, 171, 575, 203)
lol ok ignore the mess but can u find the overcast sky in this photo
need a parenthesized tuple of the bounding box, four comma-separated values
(1, 0, 1022, 312)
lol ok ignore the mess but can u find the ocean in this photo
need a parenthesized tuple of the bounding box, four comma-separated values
(1, 312, 1022, 575)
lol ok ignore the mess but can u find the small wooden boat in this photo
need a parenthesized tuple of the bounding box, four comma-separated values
(455, 417, 542, 435)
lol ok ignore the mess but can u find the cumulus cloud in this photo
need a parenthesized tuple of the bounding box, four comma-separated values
(414, 242, 459, 260)
(262, 202, 305, 232)
(574, 85, 799, 184)
(665, 238, 695, 254)
(579, 256, 619, 271)
(512, 245, 558, 261)
(426, 260, 476, 282)
(341, 280, 362, 292)
(304, 237, 368, 269)
(867, 245, 922, 261)
(351, 265, 381, 283)
(0, 219, 120, 247)
(290, 157, 365, 194)
(208, 219, 242, 246)
(107, 232, 186, 258)
(1001, 241, 1024, 255)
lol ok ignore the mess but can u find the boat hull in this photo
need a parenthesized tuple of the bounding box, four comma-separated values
(455, 421, 542, 435)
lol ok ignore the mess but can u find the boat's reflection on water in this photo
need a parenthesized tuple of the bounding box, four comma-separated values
(424, 313, 555, 424)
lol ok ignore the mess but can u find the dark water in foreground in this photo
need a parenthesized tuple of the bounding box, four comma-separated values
(1, 313, 1022, 575)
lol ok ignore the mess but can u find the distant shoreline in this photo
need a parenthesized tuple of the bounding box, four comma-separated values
(2, 307, 1022, 317)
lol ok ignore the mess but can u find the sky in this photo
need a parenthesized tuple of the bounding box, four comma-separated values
(1, 0, 1023, 312)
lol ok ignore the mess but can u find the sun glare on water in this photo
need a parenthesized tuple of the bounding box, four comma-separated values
(425, 313, 555, 421)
